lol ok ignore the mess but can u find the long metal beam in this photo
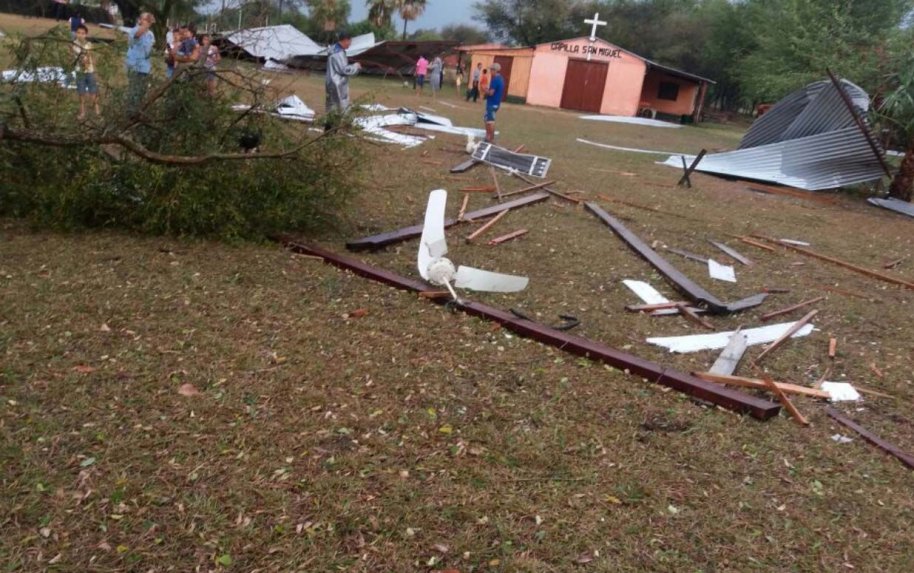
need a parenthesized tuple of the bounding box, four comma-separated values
(279, 239, 781, 420)
(346, 191, 550, 251)
(585, 203, 769, 314)
(825, 68, 893, 179)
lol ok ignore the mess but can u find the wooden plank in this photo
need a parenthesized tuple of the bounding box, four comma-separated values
(754, 235, 914, 290)
(763, 377, 809, 426)
(667, 247, 709, 264)
(709, 241, 752, 266)
(884, 257, 905, 269)
(694, 372, 829, 399)
(418, 291, 450, 299)
(709, 332, 748, 375)
(678, 149, 707, 187)
(466, 209, 509, 242)
(676, 303, 714, 330)
(459, 185, 496, 193)
(753, 310, 819, 365)
(346, 192, 549, 251)
(513, 172, 581, 204)
(585, 203, 729, 313)
(760, 296, 826, 322)
(457, 193, 469, 221)
(825, 407, 914, 470)
(490, 166, 503, 202)
(487, 229, 528, 245)
(738, 237, 777, 252)
(500, 179, 557, 199)
(278, 239, 782, 420)
(450, 158, 480, 173)
(625, 301, 690, 312)
(828, 337, 837, 358)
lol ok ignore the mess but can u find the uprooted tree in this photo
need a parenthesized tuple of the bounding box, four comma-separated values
(0, 28, 363, 239)
(878, 54, 914, 202)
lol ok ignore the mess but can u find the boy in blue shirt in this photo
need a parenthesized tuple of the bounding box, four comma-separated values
(484, 62, 505, 143)
(124, 12, 155, 113)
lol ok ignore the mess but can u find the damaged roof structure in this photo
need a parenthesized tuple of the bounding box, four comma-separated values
(662, 77, 889, 190)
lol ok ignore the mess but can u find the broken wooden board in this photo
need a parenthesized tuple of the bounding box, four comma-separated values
(622, 280, 696, 317)
(695, 372, 829, 399)
(450, 158, 480, 173)
(278, 239, 781, 420)
(826, 407, 914, 470)
(346, 192, 549, 251)
(473, 142, 551, 178)
(667, 247, 708, 264)
(488, 229, 528, 245)
(466, 209, 509, 242)
(760, 296, 826, 322)
(753, 309, 819, 365)
(709, 332, 748, 375)
(763, 376, 810, 425)
(648, 320, 816, 353)
(587, 203, 767, 314)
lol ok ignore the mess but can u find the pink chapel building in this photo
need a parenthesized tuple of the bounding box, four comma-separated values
(458, 37, 713, 123)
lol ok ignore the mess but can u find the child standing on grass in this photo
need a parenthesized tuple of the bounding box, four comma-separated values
(72, 24, 100, 119)
(198, 34, 220, 97)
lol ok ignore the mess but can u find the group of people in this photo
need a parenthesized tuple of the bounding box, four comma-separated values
(324, 34, 505, 144)
(121, 13, 221, 116)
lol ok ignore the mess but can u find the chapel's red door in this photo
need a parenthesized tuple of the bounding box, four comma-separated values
(493, 56, 513, 102)
(560, 59, 608, 113)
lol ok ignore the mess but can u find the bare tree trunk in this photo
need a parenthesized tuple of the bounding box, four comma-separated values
(889, 137, 914, 201)
(402, 18, 408, 41)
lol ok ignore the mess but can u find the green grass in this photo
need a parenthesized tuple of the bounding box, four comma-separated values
(3, 12, 914, 572)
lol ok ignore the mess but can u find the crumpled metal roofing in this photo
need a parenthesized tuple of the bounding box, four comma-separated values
(662, 79, 886, 191)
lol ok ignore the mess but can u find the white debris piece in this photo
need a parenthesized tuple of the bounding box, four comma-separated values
(647, 321, 816, 353)
(708, 259, 737, 283)
(231, 94, 315, 122)
(579, 115, 682, 128)
(1, 66, 74, 88)
(831, 434, 854, 444)
(822, 382, 862, 402)
(577, 138, 685, 156)
(623, 280, 668, 304)
(780, 239, 811, 246)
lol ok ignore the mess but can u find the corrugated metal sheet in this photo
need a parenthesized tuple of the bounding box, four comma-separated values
(663, 79, 886, 191)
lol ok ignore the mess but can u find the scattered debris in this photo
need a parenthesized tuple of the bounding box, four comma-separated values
(490, 167, 503, 201)
(868, 197, 914, 219)
(694, 372, 829, 399)
(466, 210, 509, 242)
(346, 192, 549, 251)
(513, 173, 579, 203)
(232, 94, 316, 122)
(869, 363, 884, 378)
(708, 259, 737, 283)
(178, 383, 201, 397)
(346, 308, 369, 318)
(418, 190, 527, 296)
(754, 235, 914, 290)
(676, 303, 714, 330)
(826, 407, 914, 470)
(457, 194, 469, 221)
(459, 185, 496, 193)
(738, 237, 777, 252)
(745, 184, 838, 206)
(762, 376, 809, 425)
(832, 434, 854, 444)
(500, 179, 557, 199)
(587, 204, 767, 314)
(753, 309, 819, 365)
(450, 157, 480, 173)
(578, 114, 682, 128)
(472, 142, 551, 178)
(667, 247, 708, 264)
(510, 308, 580, 331)
(760, 296, 826, 322)
(660, 78, 887, 190)
(1, 66, 74, 88)
(821, 382, 861, 402)
(883, 256, 906, 269)
(278, 239, 781, 420)
(709, 241, 752, 265)
(648, 320, 815, 354)
(779, 238, 811, 247)
(708, 331, 748, 375)
(828, 337, 837, 358)
(488, 229, 528, 246)
(577, 138, 685, 156)
(622, 280, 696, 316)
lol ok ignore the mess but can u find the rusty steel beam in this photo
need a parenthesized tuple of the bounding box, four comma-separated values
(279, 239, 781, 420)
(826, 68, 893, 180)
(826, 407, 914, 470)
(346, 191, 549, 251)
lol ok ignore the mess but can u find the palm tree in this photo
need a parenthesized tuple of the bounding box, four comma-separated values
(366, 0, 396, 28)
(397, 0, 427, 41)
(879, 62, 914, 201)
(307, 0, 351, 36)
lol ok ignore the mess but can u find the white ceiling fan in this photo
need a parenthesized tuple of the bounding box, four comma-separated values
(418, 189, 529, 301)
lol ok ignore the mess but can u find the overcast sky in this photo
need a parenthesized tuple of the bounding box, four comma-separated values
(349, 1, 478, 31)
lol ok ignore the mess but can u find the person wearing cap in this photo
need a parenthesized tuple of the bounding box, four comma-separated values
(325, 30, 362, 129)
(484, 62, 505, 143)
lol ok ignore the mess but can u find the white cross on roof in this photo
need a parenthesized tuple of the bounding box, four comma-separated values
(585, 12, 607, 42)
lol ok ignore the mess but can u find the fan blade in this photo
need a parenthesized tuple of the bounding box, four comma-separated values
(455, 266, 529, 293)
(417, 189, 449, 279)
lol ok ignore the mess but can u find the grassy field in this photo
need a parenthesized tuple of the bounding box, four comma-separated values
(3, 14, 914, 573)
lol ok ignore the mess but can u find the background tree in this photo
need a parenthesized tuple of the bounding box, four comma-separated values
(306, 0, 351, 41)
(439, 23, 489, 45)
(397, 0, 426, 40)
(877, 40, 914, 202)
(473, 0, 577, 46)
(366, 0, 396, 28)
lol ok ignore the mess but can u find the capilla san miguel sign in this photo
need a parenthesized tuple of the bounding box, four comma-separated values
(550, 41, 622, 59)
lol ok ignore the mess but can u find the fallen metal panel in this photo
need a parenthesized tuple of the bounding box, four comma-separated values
(660, 78, 886, 191)
(279, 240, 781, 420)
(709, 241, 752, 265)
(647, 321, 816, 354)
(868, 197, 914, 219)
(451, 158, 480, 173)
(586, 203, 768, 314)
(473, 142, 551, 178)
(346, 192, 550, 251)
